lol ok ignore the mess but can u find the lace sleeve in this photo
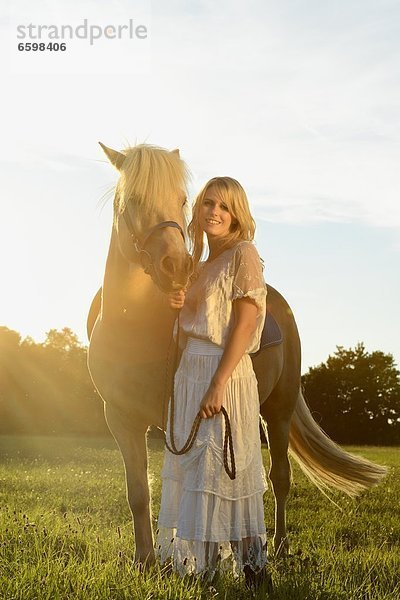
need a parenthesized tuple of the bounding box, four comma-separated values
(232, 242, 267, 314)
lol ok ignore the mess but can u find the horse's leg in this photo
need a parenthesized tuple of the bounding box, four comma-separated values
(256, 342, 296, 557)
(104, 403, 154, 566)
(264, 402, 292, 557)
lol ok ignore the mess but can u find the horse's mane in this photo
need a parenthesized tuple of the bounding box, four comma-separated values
(114, 144, 190, 218)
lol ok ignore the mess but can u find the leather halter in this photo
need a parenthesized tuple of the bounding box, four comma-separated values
(121, 206, 188, 290)
(122, 205, 185, 255)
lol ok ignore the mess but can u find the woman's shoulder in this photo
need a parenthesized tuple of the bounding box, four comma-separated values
(232, 240, 258, 253)
(229, 241, 265, 281)
(192, 241, 262, 276)
(231, 240, 263, 263)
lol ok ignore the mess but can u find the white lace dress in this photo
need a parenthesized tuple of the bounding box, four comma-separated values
(157, 241, 268, 578)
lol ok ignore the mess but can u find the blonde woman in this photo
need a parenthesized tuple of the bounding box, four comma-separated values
(157, 177, 270, 589)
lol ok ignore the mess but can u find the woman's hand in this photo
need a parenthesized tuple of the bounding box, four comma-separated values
(168, 289, 186, 310)
(199, 380, 225, 419)
(198, 298, 258, 419)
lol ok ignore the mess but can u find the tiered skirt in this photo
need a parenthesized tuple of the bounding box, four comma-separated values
(157, 337, 268, 577)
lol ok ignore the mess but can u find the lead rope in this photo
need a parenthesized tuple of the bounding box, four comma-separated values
(164, 313, 236, 480)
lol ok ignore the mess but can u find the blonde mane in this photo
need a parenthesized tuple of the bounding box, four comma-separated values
(114, 144, 190, 222)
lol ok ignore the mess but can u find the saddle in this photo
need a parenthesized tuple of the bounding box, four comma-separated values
(251, 311, 283, 357)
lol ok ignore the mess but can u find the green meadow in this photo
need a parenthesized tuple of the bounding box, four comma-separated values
(0, 435, 399, 599)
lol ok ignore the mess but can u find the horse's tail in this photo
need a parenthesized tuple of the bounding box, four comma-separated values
(288, 390, 387, 496)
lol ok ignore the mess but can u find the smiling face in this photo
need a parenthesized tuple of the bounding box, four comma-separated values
(188, 176, 256, 265)
(200, 186, 235, 241)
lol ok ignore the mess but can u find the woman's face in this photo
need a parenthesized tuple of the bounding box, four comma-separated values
(199, 186, 234, 240)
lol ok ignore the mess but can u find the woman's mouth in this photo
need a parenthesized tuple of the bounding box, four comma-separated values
(206, 219, 221, 225)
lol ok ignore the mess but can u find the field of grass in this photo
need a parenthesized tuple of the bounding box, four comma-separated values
(0, 435, 399, 599)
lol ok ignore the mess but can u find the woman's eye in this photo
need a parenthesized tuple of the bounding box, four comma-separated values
(221, 204, 228, 211)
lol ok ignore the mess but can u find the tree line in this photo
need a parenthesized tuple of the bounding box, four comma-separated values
(0, 326, 399, 444)
(0, 327, 108, 437)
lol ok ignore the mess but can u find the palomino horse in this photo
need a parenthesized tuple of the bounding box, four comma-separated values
(87, 142, 386, 565)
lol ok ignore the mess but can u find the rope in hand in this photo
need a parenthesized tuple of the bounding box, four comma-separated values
(164, 313, 236, 480)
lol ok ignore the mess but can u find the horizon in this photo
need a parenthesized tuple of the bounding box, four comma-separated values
(1, 0, 399, 374)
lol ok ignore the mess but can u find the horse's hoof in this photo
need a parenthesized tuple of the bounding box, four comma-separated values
(134, 554, 156, 572)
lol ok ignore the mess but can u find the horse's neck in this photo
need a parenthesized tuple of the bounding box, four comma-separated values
(100, 230, 175, 355)
(103, 230, 168, 318)
(102, 231, 136, 316)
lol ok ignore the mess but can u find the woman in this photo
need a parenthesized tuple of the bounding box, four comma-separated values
(157, 176, 269, 588)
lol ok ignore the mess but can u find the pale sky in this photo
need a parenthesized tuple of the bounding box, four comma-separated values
(1, 0, 399, 372)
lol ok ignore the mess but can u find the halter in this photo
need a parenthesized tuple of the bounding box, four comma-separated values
(122, 204, 185, 265)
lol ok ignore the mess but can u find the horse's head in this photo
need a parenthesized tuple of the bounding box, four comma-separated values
(100, 142, 193, 292)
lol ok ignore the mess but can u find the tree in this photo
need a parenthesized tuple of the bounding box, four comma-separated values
(0, 327, 23, 425)
(44, 327, 82, 353)
(302, 343, 400, 445)
(0, 326, 109, 437)
(0, 327, 21, 350)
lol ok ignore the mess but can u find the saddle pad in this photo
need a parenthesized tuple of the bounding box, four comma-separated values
(251, 312, 282, 356)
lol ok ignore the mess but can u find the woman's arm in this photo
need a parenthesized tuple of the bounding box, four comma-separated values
(199, 297, 258, 419)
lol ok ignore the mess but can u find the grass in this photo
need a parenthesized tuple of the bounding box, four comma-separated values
(0, 435, 399, 599)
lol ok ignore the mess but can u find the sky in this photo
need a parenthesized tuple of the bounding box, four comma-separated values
(1, 0, 399, 373)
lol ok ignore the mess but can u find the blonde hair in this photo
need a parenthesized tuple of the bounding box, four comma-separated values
(188, 176, 256, 265)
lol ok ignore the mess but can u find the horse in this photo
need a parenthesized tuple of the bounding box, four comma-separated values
(87, 142, 387, 565)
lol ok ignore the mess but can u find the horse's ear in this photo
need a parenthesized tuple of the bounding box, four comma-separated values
(99, 142, 126, 171)
(171, 148, 180, 157)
